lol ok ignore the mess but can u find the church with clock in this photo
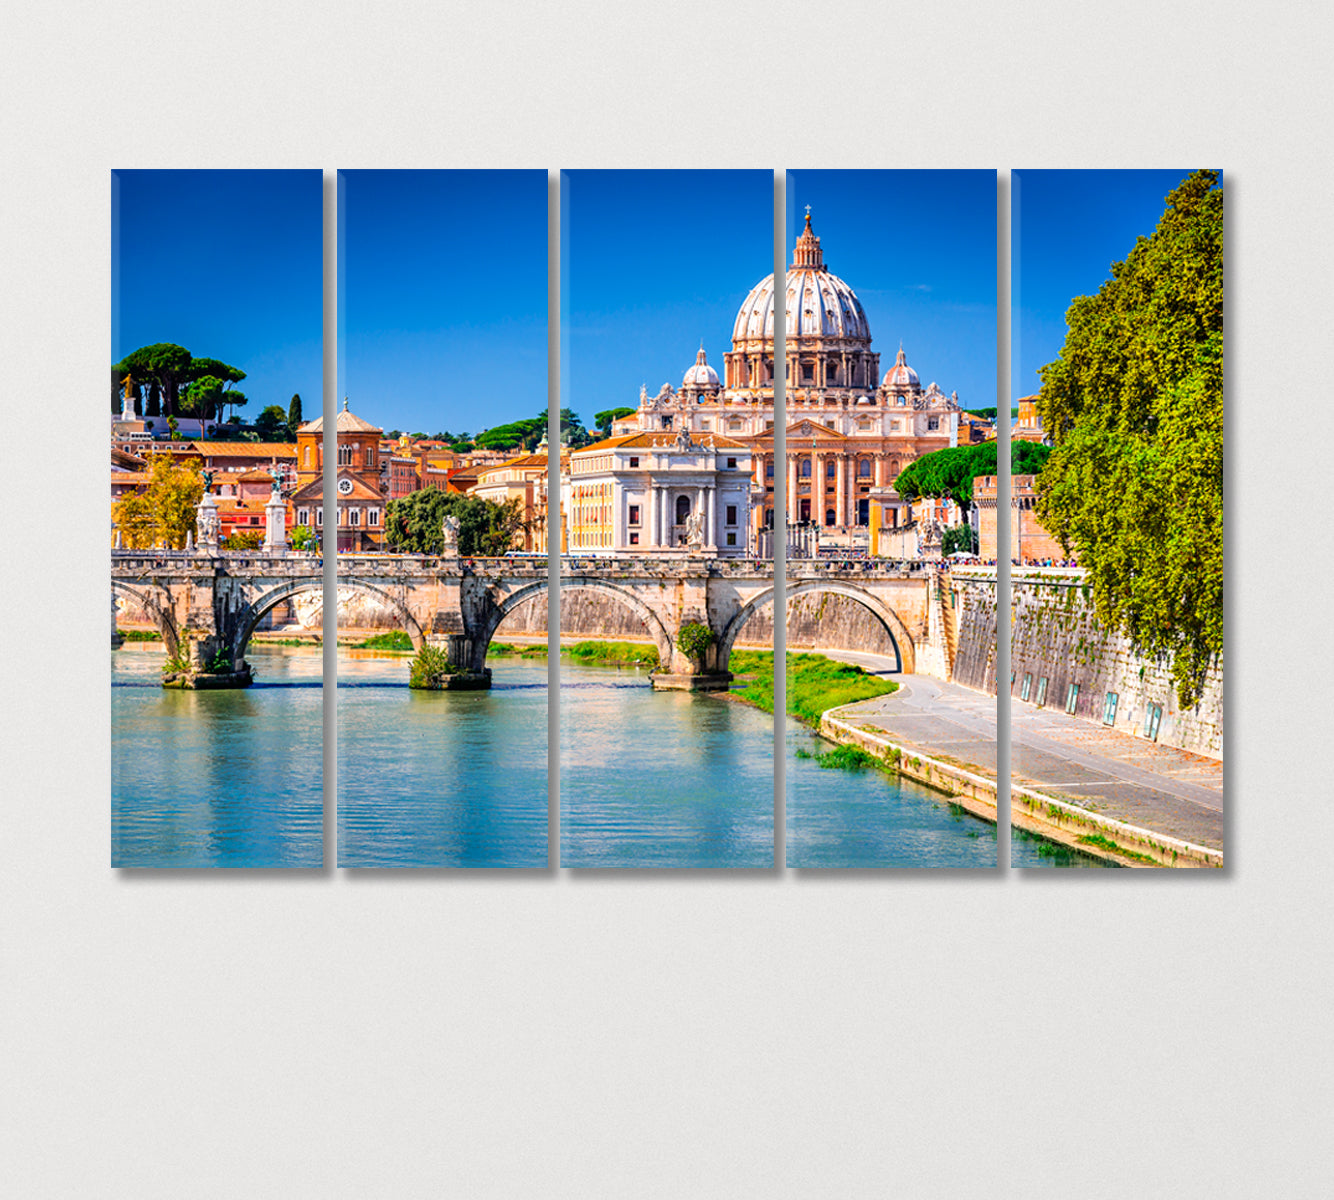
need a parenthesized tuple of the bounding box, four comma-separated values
(289, 399, 386, 551)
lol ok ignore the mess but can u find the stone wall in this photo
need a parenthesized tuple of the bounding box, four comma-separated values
(951, 578, 998, 693)
(1007, 572, 1222, 759)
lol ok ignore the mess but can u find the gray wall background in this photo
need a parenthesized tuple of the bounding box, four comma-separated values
(3, 2, 1330, 1196)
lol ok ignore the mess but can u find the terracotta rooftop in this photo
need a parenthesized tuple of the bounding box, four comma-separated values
(192, 442, 297, 457)
(577, 431, 747, 454)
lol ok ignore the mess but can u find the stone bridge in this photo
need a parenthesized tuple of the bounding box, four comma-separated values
(111, 550, 956, 689)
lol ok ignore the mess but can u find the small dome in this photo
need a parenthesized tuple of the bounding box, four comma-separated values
(883, 345, 919, 390)
(683, 346, 720, 388)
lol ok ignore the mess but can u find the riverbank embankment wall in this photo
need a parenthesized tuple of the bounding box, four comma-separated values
(949, 570, 1222, 760)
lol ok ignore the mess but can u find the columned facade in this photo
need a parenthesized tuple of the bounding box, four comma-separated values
(611, 211, 967, 545)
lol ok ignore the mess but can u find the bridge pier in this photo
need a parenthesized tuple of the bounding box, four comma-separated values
(162, 629, 253, 689)
(649, 670, 733, 692)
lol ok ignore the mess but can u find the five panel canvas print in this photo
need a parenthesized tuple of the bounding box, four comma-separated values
(109, 168, 1223, 871)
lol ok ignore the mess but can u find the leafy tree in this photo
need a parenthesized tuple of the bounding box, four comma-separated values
(1034, 170, 1222, 708)
(594, 407, 636, 437)
(288, 393, 303, 431)
(385, 489, 528, 556)
(254, 404, 290, 441)
(941, 524, 979, 556)
(224, 530, 264, 550)
(290, 525, 319, 552)
(113, 454, 204, 548)
(114, 344, 193, 418)
(894, 441, 1051, 517)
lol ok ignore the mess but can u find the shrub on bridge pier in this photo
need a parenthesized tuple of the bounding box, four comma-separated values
(408, 642, 457, 689)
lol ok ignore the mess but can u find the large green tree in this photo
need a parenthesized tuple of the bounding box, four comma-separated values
(254, 404, 290, 441)
(385, 489, 528, 556)
(893, 441, 1051, 515)
(114, 343, 193, 418)
(1034, 169, 1223, 708)
(287, 393, 303, 432)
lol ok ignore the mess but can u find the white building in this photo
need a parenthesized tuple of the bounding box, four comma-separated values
(565, 428, 755, 556)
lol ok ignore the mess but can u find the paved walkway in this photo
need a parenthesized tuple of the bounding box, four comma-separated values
(818, 651, 1224, 851)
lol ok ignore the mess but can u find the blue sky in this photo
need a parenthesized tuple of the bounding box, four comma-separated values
(112, 170, 322, 419)
(564, 170, 998, 424)
(561, 170, 772, 425)
(787, 170, 997, 411)
(339, 170, 547, 436)
(1013, 169, 1203, 400)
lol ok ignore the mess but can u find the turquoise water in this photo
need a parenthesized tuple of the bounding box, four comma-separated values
(112, 644, 323, 868)
(560, 665, 776, 868)
(337, 651, 548, 867)
(114, 644, 1103, 870)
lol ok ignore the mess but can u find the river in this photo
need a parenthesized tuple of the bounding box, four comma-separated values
(112, 644, 323, 868)
(113, 644, 1102, 868)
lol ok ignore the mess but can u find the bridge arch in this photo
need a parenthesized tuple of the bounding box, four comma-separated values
(111, 581, 181, 656)
(472, 576, 675, 672)
(230, 577, 427, 661)
(717, 580, 914, 675)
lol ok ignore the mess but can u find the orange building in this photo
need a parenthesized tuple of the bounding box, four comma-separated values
(975, 474, 1068, 563)
(288, 400, 386, 551)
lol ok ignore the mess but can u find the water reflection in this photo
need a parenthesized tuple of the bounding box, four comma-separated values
(112, 645, 323, 868)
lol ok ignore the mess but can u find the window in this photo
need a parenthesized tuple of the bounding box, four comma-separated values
(675, 495, 691, 524)
(700, 420, 711, 431)
(369, 509, 379, 526)
(364, 447, 374, 467)
(826, 460, 836, 478)
(765, 461, 775, 478)
(629, 456, 639, 468)
(661, 417, 672, 430)
(1103, 692, 1119, 725)
(628, 504, 640, 525)
(316, 508, 322, 527)
(1035, 677, 1048, 707)
(725, 505, 737, 525)
(297, 508, 309, 525)
(726, 457, 737, 469)
(858, 459, 871, 478)
(928, 417, 940, 431)
(1144, 703, 1164, 741)
(304, 446, 312, 468)
(728, 419, 742, 432)
(338, 445, 353, 466)
(802, 363, 813, 381)
(1066, 683, 1079, 714)
(629, 531, 639, 545)
(726, 532, 737, 546)
(826, 509, 836, 526)
(800, 459, 811, 478)
(1020, 673, 1032, 702)
(249, 516, 260, 526)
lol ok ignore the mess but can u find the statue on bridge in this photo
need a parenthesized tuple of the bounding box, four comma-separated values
(441, 513, 461, 555)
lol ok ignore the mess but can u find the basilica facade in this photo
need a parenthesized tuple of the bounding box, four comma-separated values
(612, 211, 967, 540)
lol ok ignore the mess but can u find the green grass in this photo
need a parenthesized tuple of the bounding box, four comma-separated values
(730, 651, 898, 727)
(563, 640, 659, 668)
(117, 628, 161, 642)
(1076, 833, 1160, 865)
(356, 630, 414, 651)
(487, 642, 549, 659)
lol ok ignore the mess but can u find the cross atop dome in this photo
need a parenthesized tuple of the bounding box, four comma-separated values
(793, 207, 824, 271)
